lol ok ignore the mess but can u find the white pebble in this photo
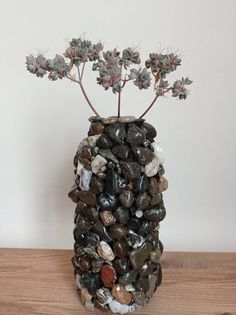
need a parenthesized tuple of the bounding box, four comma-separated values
(97, 241, 115, 261)
(79, 168, 92, 191)
(76, 160, 83, 176)
(109, 300, 130, 314)
(87, 134, 101, 146)
(135, 210, 143, 218)
(144, 157, 159, 177)
(151, 141, 166, 164)
(91, 154, 107, 174)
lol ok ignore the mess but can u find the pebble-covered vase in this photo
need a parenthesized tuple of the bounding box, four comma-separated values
(68, 115, 167, 313)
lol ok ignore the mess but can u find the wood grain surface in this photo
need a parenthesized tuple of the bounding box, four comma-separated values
(0, 249, 235, 315)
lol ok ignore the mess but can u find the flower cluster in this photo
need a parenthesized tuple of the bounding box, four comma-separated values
(145, 53, 181, 78)
(64, 38, 103, 66)
(129, 68, 152, 90)
(171, 77, 193, 99)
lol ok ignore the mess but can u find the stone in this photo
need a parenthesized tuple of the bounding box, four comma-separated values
(135, 192, 151, 210)
(113, 258, 130, 275)
(77, 190, 96, 206)
(81, 287, 92, 304)
(135, 210, 143, 218)
(96, 287, 113, 304)
(112, 284, 132, 305)
(89, 116, 103, 123)
(80, 206, 99, 222)
(88, 122, 104, 136)
(90, 176, 104, 194)
(156, 263, 162, 287)
(100, 211, 117, 227)
(144, 157, 159, 177)
(150, 247, 162, 263)
(83, 246, 100, 259)
(131, 291, 147, 306)
(91, 146, 99, 156)
(99, 193, 117, 209)
(146, 231, 159, 248)
(127, 124, 146, 146)
(151, 141, 165, 164)
(87, 134, 101, 147)
(76, 218, 92, 234)
(81, 273, 101, 296)
(68, 186, 80, 203)
(84, 232, 100, 247)
(101, 264, 117, 288)
(138, 221, 151, 237)
(78, 256, 91, 272)
(129, 303, 142, 313)
(143, 206, 166, 222)
(157, 164, 165, 176)
(102, 116, 118, 125)
(91, 154, 107, 174)
(120, 161, 141, 180)
(104, 168, 126, 195)
(133, 174, 149, 193)
(126, 230, 144, 249)
(109, 224, 128, 241)
(79, 168, 92, 191)
(118, 115, 136, 123)
(119, 271, 137, 285)
(75, 273, 83, 289)
(156, 176, 168, 192)
(76, 160, 84, 175)
(129, 242, 152, 270)
(133, 147, 154, 165)
(150, 193, 163, 206)
(96, 133, 114, 149)
(127, 218, 141, 232)
(119, 190, 134, 208)
(125, 284, 136, 292)
(111, 144, 132, 161)
(148, 177, 160, 196)
(80, 146, 92, 161)
(85, 300, 95, 311)
(92, 222, 112, 242)
(105, 123, 126, 144)
(91, 258, 104, 273)
(73, 228, 85, 243)
(113, 207, 130, 225)
(136, 276, 149, 293)
(141, 122, 157, 140)
(109, 300, 130, 314)
(137, 260, 156, 277)
(113, 241, 129, 258)
(97, 241, 115, 261)
(99, 149, 119, 164)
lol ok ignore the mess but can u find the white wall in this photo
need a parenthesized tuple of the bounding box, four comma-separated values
(0, 0, 235, 251)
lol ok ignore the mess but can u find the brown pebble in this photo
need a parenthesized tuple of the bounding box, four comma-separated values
(100, 211, 117, 227)
(112, 284, 132, 304)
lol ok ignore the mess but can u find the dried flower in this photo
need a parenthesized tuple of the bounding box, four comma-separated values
(26, 54, 47, 77)
(171, 77, 193, 99)
(121, 47, 141, 69)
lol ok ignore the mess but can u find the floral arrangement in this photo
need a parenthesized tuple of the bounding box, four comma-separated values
(26, 37, 192, 118)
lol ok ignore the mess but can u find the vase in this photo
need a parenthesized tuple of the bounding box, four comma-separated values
(68, 115, 167, 313)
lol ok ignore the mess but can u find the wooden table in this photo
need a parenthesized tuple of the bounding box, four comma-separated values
(0, 249, 235, 315)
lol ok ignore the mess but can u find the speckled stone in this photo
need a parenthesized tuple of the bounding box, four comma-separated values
(88, 122, 104, 136)
(99, 149, 119, 164)
(99, 193, 117, 209)
(138, 221, 151, 237)
(144, 157, 159, 177)
(133, 147, 154, 165)
(127, 124, 146, 146)
(91, 259, 104, 273)
(111, 144, 132, 161)
(101, 264, 117, 288)
(133, 174, 149, 193)
(127, 218, 141, 232)
(137, 260, 156, 277)
(105, 123, 126, 144)
(136, 276, 149, 292)
(81, 273, 101, 296)
(84, 232, 100, 247)
(143, 206, 166, 222)
(104, 168, 126, 195)
(131, 291, 147, 306)
(113, 207, 130, 225)
(100, 210, 117, 227)
(126, 231, 144, 249)
(120, 161, 141, 180)
(119, 271, 138, 285)
(119, 190, 134, 208)
(129, 242, 152, 270)
(90, 176, 104, 194)
(135, 192, 151, 210)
